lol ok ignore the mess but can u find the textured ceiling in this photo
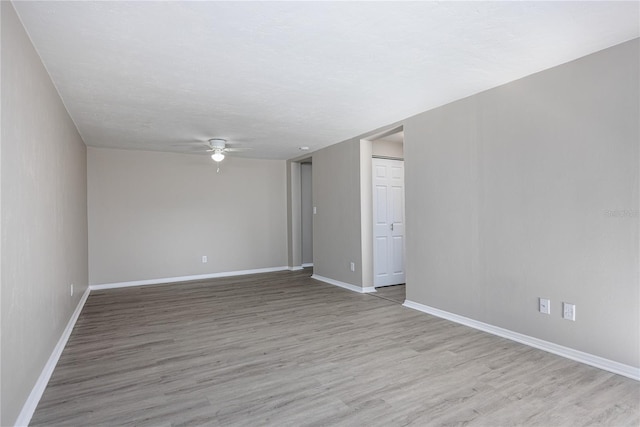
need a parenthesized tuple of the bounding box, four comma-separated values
(12, 1, 639, 160)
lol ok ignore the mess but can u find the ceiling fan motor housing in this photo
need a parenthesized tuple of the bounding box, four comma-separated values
(209, 138, 226, 150)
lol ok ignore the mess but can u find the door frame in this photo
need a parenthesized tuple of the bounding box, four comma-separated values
(359, 124, 404, 290)
(286, 156, 313, 271)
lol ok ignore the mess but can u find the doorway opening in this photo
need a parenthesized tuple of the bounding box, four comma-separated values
(300, 161, 313, 268)
(287, 157, 313, 272)
(366, 129, 405, 303)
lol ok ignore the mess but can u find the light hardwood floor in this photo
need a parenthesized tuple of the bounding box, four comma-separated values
(373, 284, 406, 304)
(32, 269, 639, 426)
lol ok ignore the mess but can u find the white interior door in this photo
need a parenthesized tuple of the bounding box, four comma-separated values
(373, 158, 405, 287)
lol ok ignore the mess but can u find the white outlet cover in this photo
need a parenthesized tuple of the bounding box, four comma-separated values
(539, 298, 550, 314)
(563, 303, 576, 321)
(202, 256, 208, 263)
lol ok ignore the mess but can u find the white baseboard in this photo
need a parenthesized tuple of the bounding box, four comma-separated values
(311, 274, 376, 294)
(402, 299, 640, 381)
(90, 266, 289, 290)
(288, 266, 304, 271)
(15, 286, 91, 427)
(301, 263, 314, 268)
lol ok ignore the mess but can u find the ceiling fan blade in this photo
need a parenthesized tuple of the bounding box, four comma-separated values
(225, 147, 252, 152)
(170, 145, 208, 152)
(171, 141, 207, 146)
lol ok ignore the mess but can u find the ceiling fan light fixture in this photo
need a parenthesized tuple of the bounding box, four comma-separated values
(211, 151, 225, 162)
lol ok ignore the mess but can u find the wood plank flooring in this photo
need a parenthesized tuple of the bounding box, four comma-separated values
(372, 284, 406, 304)
(31, 269, 639, 426)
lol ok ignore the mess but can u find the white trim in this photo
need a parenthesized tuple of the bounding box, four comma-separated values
(15, 286, 91, 427)
(402, 300, 640, 381)
(90, 266, 289, 291)
(288, 266, 304, 271)
(301, 263, 314, 268)
(311, 274, 376, 294)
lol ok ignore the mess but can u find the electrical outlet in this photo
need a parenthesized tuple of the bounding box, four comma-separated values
(70, 284, 74, 296)
(539, 298, 550, 314)
(313, 206, 317, 215)
(350, 262, 355, 272)
(202, 255, 208, 263)
(563, 303, 576, 321)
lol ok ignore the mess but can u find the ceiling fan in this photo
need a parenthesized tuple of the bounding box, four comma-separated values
(203, 138, 251, 163)
(177, 137, 251, 161)
(175, 138, 251, 172)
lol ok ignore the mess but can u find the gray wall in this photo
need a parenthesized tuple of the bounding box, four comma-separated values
(312, 139, 364, 286)
(88, 147, 287, 285)
(301, 163, 313, 265)
(404, 39, 639, 367)
(1, 2, 89, 424)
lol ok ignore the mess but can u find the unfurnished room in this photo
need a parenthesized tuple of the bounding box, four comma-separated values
(1, 1, 639, 426)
